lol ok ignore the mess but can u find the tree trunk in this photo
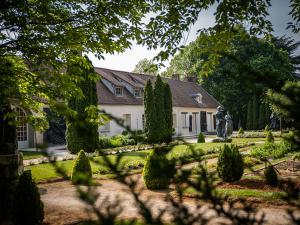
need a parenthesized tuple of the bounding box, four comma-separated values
(0, 104, 23, 223)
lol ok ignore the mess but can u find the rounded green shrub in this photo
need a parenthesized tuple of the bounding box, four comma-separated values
(143, 148, 175, 189)
(71, 150, 92, 184)
(98, 135, 112, 149)
(217, 144, 244, 182)
(266, 131, 274, 143)
(13, 170, 44, 225)
(238, 127, 244, 135)
(264, 165, 278, 186)
(197, 132, 205, 143)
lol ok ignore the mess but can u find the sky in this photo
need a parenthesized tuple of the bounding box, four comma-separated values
(88, 0, 299, 73)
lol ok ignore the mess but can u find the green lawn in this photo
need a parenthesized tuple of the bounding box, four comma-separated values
(26, 138, 265, 182)
(26, 150, 149, 181)
(21, 151, 47, 160)
(183, 187, 287, 201)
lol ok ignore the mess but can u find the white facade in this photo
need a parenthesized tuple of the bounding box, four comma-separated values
(99, 105, 217, 137)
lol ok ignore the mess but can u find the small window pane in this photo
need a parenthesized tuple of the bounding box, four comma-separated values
(16, 107, 27, 141)
(115, 87, 123, 96)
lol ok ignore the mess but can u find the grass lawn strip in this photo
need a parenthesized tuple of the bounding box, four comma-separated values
(26, 138, 266, 182)
(183, 187, 287, 201)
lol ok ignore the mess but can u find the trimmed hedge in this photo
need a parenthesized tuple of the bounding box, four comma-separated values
(98, 134, 139, 149)
(217, 144, 244, 182)
(13, 170, 44, 225)
(71, 150, 92, 184)
(143, 148, 175, 189)
(197, 132, 205, 143)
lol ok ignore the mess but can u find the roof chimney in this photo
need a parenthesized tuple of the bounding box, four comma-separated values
(172, 74, 180, 80)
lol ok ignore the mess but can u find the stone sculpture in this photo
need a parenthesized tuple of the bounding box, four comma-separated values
(225, 112, 233, 137)
(216, 106, 226, 138)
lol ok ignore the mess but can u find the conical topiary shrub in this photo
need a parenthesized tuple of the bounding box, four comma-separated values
(264, 165, 278, 186)
(266, 131, 274, 143)
(264, 124, 270, 133)
(13, 170, 44, 225)
(197, 132, 205, 143)
(217, 144, 244, 182)
(143, 148, 175, 189)
(238, 127, 244, 135)
(71, 150, 92, 184)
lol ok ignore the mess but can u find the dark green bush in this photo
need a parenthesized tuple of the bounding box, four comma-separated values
(71, 150, 92, 184)
(266, 131, 274, 143)
(197, 132, 205, 143)
(66, 120, 98, 154)
(264, 165, 278, 186)
(13, 170, 44, 225)
(217, 144, 244, 182)
(98, 135, 112, 149)
(143, 148, 175, 189)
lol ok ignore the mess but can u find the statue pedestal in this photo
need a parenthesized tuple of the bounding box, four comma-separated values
(0, 152, 23, 222)
(212, 137, 232, 143)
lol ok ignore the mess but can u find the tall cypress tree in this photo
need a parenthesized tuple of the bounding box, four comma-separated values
(163, 82, 173, 143)
(252, 95, 259, 130)
(144, 80, 156, 143)
(154, 75, 165, 143)
(265, 104, 271, 126)
(258, 103, 266, 129)
(246, 99, 253, 130)
(66, 56, 99, 153)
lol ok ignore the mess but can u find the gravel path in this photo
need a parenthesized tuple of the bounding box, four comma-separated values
(39, 174, 299, 225)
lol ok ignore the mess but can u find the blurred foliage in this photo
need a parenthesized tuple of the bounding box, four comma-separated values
(164, 29, 294, 129)
(133, 58, 158, 75)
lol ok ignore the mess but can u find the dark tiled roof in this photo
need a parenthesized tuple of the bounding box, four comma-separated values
(95, 67, 220, 108)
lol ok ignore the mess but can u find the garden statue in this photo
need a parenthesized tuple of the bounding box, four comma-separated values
(216, 106, 226, 138)
(270, 112, 277, 130)
(225, 112, 233, 137)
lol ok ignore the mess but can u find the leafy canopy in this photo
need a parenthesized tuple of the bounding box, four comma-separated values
(133, 58, 158, 75)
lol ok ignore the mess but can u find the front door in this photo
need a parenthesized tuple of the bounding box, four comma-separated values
(189, 115, 193, 132)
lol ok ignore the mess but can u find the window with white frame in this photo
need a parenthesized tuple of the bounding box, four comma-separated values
(181, 112, 188, 128)
(134, 89, 141, 97)
(16, 107, 27, 141)
(123, 114, 131, 129)
(115, 86, 123, 96)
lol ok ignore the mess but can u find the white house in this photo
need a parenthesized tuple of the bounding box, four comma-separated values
(16, 67, 220, 149)
(95, 68, 220, 137)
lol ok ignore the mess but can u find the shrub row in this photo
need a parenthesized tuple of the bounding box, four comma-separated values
(98, 133, 146, 149)
(233, 131, 282, 138)
(250, 140, 294, 159)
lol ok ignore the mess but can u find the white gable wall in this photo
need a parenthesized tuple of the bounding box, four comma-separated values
(99, 104, 217, 137)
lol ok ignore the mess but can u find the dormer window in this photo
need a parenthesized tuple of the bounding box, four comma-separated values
(134, 89, 141, 97)
(191, 93, 202, 104)
(115, 86, 123, 96)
